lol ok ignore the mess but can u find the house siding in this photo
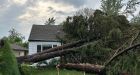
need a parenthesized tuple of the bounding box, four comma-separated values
(29, 41, 61, 55)
(13, 50, 25, 57)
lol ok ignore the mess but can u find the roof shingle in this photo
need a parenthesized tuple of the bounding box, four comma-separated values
(28, 25, 64, 42)
(10, 44, 28, 51)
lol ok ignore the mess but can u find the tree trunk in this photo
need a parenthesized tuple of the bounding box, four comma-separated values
(17, 39, 89, 62)
(0, 39, 4, 48)
(57, 63, 105, 75)
(17, 49, 76, 63)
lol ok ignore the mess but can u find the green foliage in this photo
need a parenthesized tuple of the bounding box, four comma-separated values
(62, 7, 140, 74)
(0, 39, 20, 75)
(101, 0, 140, 16)
(64, 41, 112, 64)
(63, 15, 89, 40)
(20, 64, 32, 75)
(63, 9, 130, 42)
(109, 28, 122, 41)
(7, 28, 28, 49)
(101, 0, 123, 16)
(107, 51, 140, 75)
(8, 28, 24, 44)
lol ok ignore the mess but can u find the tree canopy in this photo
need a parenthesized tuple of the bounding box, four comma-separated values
(61, 8, 140, 74)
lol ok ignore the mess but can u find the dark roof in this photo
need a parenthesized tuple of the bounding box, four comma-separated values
(28, 25, 64, 42)
(10, 44, 28, 51)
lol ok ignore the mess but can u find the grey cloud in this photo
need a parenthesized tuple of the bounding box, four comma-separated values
(53, 0, 86, 7)
(47, 6, 70, 15)
(56, 10, 72, 15)
(0, 4, 27, 38)
(0, 0, 8, 5)
(26, 0, 86, 8)
(0, 0, 9, 8)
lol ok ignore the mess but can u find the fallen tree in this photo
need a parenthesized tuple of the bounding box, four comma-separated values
(1, 39, 140, 74)
(17, 42, 140, 64)
(17, 39, 91, 62)
(57, 63, 105, 75)
(17, 49, 76, 63)
(56, 43, 140, 75)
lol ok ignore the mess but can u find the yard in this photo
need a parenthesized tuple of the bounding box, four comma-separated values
(30, 67, 94, 75)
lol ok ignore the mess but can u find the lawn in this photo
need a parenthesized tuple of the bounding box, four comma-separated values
(0, 67, 95, 75)
(31, 67, 94, 75)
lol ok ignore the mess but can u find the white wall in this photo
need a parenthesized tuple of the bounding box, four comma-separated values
(29, 41, 61, 55)
(13, 50, 25, 57)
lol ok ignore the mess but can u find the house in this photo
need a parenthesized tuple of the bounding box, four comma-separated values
(10, 44, 28, 57)
(28, 24, 64, 55)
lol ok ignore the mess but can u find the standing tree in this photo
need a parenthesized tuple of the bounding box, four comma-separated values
(75, 8, 94, 17)
(101, 0, 140, 16)
(8, 28, 25, 44)
(0, 39, 21, 75)
(101, 0, 123, 16)
(7, 28, 28, 48)
(45, 17, 55, 25)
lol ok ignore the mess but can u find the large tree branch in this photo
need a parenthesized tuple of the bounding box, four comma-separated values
(105, 31, 140, 66)
(105, 43, 140, 66)
(129, 30, 139, 47)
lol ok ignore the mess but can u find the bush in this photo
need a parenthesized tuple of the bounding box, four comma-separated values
(20, 64, 32, 75)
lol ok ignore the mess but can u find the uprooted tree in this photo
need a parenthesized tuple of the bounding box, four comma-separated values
(1, 1, 140, 74)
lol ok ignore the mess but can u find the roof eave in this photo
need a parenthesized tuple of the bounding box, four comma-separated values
(28, 40, 61, 42)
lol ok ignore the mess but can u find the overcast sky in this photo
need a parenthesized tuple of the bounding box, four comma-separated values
(0, 0, 139, 41)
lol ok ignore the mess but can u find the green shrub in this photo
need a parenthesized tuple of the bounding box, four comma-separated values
(20, 64, 32, 75)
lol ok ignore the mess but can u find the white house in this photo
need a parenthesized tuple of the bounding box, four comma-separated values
(28, 24, 64, 55)
(11, 44, 28, 57)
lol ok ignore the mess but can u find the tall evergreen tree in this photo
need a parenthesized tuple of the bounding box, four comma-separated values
(0, 39, 21, 75)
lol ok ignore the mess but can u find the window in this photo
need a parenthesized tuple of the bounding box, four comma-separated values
(53, 45, 57, 47)
(19, 52, 21, 56)
(42, 45, 52, 51)
(37, 45, 41, 52)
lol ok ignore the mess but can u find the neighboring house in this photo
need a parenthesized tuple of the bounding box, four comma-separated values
(28, 24, 64, 55)
(10, 44, 28, 57)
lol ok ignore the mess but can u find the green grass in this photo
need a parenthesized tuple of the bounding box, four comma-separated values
(31, 67, 94, 75)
